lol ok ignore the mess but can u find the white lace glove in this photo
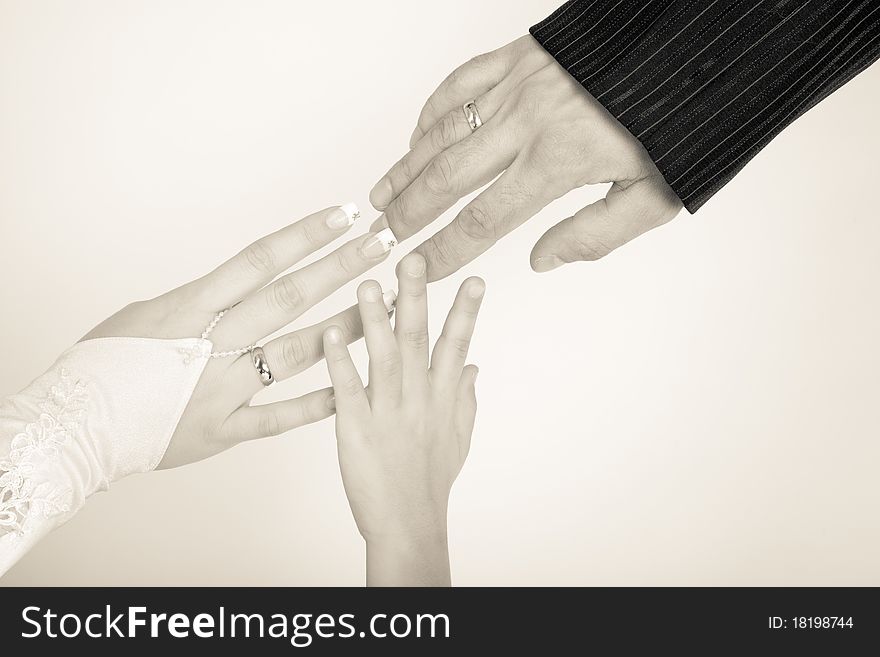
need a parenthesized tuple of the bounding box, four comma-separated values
(0, 204, 397, 577)
(0, 338, 209, 574)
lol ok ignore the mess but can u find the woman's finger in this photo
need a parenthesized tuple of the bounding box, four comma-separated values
(220, 304, 363, 401)
(358, 280, 402, 407)
(213, 229, 396, 346)
(370, 88, 503, 212)
(323, 326, 370, 421)
(394, 253, 429, 394)
(221, 388, 336, 442)
(184, 204, 360, 310)
(430, 277, 485, 389)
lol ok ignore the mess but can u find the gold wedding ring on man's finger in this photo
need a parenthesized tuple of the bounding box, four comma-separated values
(463, 101, 483, 132)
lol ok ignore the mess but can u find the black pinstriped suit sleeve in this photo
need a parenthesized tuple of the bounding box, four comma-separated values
(530, 1, 880, 212)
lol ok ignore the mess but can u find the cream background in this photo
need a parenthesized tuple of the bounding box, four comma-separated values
(1, 0, 878, 586)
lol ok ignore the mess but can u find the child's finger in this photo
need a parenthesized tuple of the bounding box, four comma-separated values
(430, 277, 485, 388)
(394, 253, 430, 393)
(358, 280, 402, 406)
(323, 326, 370, 420)
(454, 365, 479, 461)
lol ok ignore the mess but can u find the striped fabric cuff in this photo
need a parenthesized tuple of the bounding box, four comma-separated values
(530, 0, 880, 212)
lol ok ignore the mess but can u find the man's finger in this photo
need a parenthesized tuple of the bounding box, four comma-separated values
(371, 90, 502, 211)
(377, 127, 517, 244)
(414, 161, 552, 282)
(409, 51, 509, 148)
(529, 176, 683, 272)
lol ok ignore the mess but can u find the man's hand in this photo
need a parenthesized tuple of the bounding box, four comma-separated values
(369, 36, 683, 280)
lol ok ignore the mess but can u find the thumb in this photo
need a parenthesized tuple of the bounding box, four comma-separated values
(530, 176, 682, 272)
(453, 364, 479, 461)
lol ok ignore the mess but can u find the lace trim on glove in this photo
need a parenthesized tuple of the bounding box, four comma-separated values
(0, 369, 87, 536)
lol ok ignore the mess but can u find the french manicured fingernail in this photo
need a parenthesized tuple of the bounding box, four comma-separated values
(382, 289, 397, 313)
(326, 202, 360, 229)
(325, 326, 343, 344)
(370, 179, 393, 210)
(369, 214, 389, 232)
(533, 256, 564, 273)
(326, 394, 336, 410)
(359, 228, 397, 259)
(472, 366, 479, 383)
(409, 126, 421, 149)
(468, 278, 486, 299)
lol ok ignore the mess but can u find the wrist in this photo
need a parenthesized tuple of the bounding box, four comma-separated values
(364, 526, 448, 553)
(365, 530, 451, 587)
(360, 507, 449, 548)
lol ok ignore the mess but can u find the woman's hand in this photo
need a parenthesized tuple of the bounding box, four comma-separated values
(369, 35, 682, 278)
(82, 204, 398, 469)
(323, 253, 484, 586)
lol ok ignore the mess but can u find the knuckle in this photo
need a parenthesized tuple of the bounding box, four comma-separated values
(329, 348, 350, 364)
(258, 411, 283, 438)
(338, 312, 361, 339)
(333, 248, 357, 276)
(450, 335, 471, 356)
(422, 95, 441, 128)
(468, 52, 492, 72)
(270, 275, 308, 314)
(421, 235, 459, 271)
(341, 375, 363, 398)
(457, 203, 496, 240)
(423, 153, 456, 196)
(242, 240, 277, 275)
(279, 333, 310, 371)
(385, 193, 410, 232)
(403, 329, 429, 350)
(300, 220, 323, 249)
(396, 154, 416, 183)
(445, 67, 462, 93)
(530, 131, 567, 168)
(574, 232, 613, 261)
(431, 114, 457, 151)
(366, 309, 390, 325)
(378, 351, 402, 377)
(403, 282, 426, 299)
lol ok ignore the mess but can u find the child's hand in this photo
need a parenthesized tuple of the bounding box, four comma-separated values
(323, 253, 484, 586)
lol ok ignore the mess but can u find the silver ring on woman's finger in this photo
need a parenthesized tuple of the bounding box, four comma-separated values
(250, 346, 275, 386)
(463, 101, 483, 132)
